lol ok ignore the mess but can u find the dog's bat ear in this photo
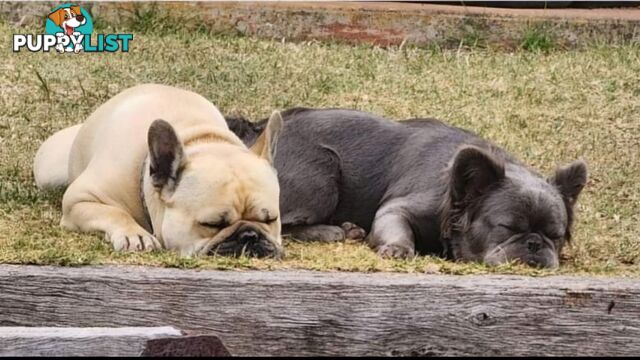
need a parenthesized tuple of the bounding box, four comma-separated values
(549, 159, 587, 207)
(250, 110, 283, 165)
(48, 9, 64, 27)
(450, 145, 505, 204)
(148, 119, 185, 193)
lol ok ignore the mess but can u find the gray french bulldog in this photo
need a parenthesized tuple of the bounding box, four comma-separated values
(226, 108, 587, 268)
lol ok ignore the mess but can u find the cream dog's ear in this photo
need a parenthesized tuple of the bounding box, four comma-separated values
(251, 111, 283, 165)
(48, 9, 65, 26)
(148, 119, 185, 194)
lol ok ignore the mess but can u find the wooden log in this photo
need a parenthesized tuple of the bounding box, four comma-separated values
(0, 265, 639, 356)
(0, 326, 182, 356)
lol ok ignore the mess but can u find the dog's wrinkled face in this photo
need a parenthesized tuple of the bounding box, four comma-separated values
(145, 112, 283, 258)
(443, 146, 587, 268)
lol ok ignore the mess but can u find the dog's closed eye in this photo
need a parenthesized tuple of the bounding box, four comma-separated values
(544, 230, 565, 240)
(199, 220, 229, 229)
(498, 224, 523, 233)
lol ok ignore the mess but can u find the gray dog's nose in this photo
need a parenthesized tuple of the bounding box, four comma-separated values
(239, 229, 259, 243)
(527, 237, 542, 253)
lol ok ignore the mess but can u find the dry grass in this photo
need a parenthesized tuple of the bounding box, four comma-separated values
(0, 20, 639, 276)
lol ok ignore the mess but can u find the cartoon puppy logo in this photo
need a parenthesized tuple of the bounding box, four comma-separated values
(46, 4, 89, 53)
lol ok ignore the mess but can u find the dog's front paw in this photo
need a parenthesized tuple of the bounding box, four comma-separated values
(341, 222, 366, 240)
(377, 244, 415, 259)
(109, 230, 161, 252)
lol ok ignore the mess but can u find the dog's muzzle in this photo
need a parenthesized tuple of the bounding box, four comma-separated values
(209, 225, 281, 258)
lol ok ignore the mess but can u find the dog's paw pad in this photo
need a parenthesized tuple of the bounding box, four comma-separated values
(377, 244, 415, 259)
(340, 222, 366, 240)
(110, 232, 161, 252)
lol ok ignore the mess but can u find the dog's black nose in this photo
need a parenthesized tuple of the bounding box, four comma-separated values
(76, 15, 84, 22)
(239, 229, 259, 244)
(527, 238, 542, 253)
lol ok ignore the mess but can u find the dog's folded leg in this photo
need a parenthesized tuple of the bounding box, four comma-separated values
(285, 222, 367, 242)
(61, 199, 161, 252)
(368, 201, 416, 259)
(285, 224, 346, 242)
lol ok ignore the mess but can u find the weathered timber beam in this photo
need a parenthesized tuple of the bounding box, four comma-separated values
(0, 265, 638, 356)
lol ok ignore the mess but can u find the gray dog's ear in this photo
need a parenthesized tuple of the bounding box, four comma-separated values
(451, 146, 505, 204)
(148, 119, 185, 193)
(251, 111, 283, 165)
(549, 159, 587, 207)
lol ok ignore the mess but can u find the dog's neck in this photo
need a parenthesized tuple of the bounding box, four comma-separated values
(179, 125, 245, 148)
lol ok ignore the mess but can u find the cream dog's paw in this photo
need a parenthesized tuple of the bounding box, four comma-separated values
(108, 230, 161, 252)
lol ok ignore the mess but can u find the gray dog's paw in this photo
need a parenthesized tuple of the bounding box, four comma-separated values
(377, 244, 415, 259)
(340, 222, 366, 240)
(109, 231, 161, 252)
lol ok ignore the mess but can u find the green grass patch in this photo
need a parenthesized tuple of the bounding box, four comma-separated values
(520, 24, 557, 51)
(1, 20, 639, 276)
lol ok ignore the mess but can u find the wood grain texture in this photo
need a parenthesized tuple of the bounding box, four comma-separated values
(141, 334, 231, 357)
(0, 326, 182, 356)
(0, 265, 639, 356)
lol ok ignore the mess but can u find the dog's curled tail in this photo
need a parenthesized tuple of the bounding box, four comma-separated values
(33, 124, 81, 190)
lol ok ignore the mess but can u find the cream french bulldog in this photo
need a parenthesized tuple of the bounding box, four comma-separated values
(33, 84, 283, 258)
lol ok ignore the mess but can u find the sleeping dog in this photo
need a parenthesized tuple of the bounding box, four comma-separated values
(34, 84, 283, 258)
(226, 108, 587, 268)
